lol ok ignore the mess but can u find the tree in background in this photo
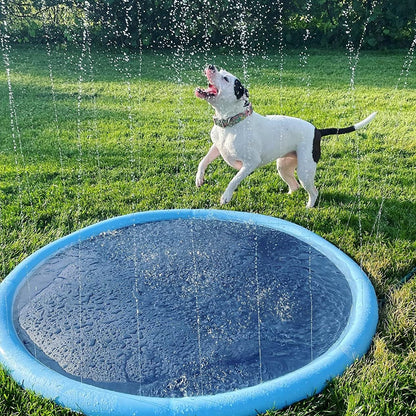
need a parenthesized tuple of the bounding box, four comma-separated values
(1, 0, 415, 49)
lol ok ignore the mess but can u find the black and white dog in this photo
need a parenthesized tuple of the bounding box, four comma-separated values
(195, 65, 376, 207)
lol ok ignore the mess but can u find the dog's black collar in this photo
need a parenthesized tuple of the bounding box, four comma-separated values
(213, 103, 253, 128)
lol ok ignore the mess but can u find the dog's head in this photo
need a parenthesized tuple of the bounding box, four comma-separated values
(195, 65, 249, 117)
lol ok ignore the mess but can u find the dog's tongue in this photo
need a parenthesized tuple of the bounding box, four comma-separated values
(195, 83, 218, 99)
(207, 84, 217, 94)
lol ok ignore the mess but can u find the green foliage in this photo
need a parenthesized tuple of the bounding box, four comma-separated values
(2, 0, 416, 49)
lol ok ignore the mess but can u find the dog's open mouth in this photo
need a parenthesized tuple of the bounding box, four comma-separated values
(195, 83, 218, 99)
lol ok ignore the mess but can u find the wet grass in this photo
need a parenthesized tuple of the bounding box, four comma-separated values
(0, 45, 415, 415)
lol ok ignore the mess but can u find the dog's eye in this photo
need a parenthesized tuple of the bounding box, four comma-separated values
(223, 76, 229, 82)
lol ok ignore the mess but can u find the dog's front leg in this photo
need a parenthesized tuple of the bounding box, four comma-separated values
(196, 144, 220, 187)
(220, 164, 256, 205)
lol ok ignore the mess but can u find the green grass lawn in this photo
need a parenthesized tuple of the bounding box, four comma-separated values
(0, 45, 415, 415)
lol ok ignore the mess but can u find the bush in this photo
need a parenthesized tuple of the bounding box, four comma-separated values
(1, 0, 415, 50)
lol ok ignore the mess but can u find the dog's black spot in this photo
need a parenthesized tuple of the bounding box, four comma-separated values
(313, 128, 321, 163)
(234, 79, 249, 100)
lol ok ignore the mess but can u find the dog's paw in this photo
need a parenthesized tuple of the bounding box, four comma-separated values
(288, 184, 300, 194)
(220, 193, 232, 205)
(306, 190, 318, 208)
(195, 173, 204, 187)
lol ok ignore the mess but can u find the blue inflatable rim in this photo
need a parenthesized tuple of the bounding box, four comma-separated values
(0, 209, 378, 416)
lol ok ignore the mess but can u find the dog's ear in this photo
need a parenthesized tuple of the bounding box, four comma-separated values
(234, 79, 249, 100)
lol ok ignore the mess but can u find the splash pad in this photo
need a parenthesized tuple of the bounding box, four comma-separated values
(0, 209, 377, 416)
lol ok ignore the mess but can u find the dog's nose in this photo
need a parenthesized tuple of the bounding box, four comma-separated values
(207, 64, 216, 72)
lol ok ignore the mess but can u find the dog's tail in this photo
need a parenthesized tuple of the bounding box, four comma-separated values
(318, 112, 377, 137)
(312, 112, 376, 163)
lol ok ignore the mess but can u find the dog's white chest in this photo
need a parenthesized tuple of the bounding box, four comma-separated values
(210, 126, 250, 169)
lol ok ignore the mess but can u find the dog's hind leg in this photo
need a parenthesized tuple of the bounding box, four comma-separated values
(277, 152, 300, 194)
(297, 163, 318, 208)
(296, 145, 318, 208)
